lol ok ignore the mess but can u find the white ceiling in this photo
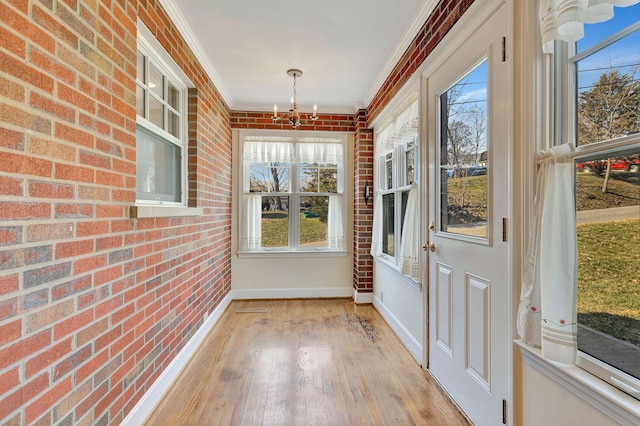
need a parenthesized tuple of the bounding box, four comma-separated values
(165, 0, 435, 114)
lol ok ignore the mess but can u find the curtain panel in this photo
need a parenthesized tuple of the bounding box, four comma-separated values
(517, 143, 577, 365)
(242, 194, 263, 250)
(243, 141, 294, 163)
(399, 183, 420, 282)
(376, 99, 419, 154)
(327, 195, 345, 250)
(539, 0, 640, 53)
(370, 192, 383, 257)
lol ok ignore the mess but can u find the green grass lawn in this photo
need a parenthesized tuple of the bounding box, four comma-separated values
(261, 212, 327, 247)
(577, 218, 640, 345)
(576, 171, 639, 211)
(575, 171, 639, 345)
(445, 175, 488, 224)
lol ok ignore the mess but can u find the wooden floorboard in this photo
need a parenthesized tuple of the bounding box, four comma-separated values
(145, 299, 470, 425)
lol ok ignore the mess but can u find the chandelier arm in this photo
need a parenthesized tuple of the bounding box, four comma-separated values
(271, 68, 314, 129)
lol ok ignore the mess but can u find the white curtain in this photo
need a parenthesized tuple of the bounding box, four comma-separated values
(370, 192, 383, 257)
(517, 143, 577, 364)
(243, 141, 293, 163)
(376, 99, 419, 154)
(399, 183, 420, 282)
(297, 143, 343, 164)
(539, 0, 640, 53)
(243, 194, 262, 250)
(327, 195, 344, 249)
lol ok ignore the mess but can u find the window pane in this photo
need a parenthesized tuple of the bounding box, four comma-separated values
(299, 165, 318, 192)
(136, 126, 181, 202)
(577, 3, 640, 54)
(319, 167, 338, 193)
(576, 28, 640, 146)
(261, 196, 289, 248)
(400, 190, 409, 239)
(149, 63, 163, 98)
(136, 51, 145, 83)
(385, 153, 393, 190)
(250, 164, 289, 192)
(168, 110, 179, 138)
(300, 196, 329, 247)
(576, 148, 640, 380)
(136, 84, 145, 117)
(149, 95, 164, 129)
(382, 193, 395, 256)
(406, 141, 415, 185)
(439, 60, 488, 238)
(167, 81, 180, 110)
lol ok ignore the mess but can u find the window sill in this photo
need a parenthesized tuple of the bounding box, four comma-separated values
(373, 256, 421, 291)
(237, 250, 348, 259)
(130, 205, 203, 219)
(516, 340, 640, 424)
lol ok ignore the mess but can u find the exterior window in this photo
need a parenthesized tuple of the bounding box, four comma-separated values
(558, 6, 640, 397)
(241, 135, 345, 252)
(136, 38, 187, 204)
(378, 137, 417, 260)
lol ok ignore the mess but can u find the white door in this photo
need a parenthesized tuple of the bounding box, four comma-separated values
(427, 4, 510, 425)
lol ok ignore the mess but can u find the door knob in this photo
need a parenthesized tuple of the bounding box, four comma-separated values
(423, 242, 436, 252)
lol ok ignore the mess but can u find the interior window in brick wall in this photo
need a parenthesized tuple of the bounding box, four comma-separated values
(135, 34, 189, 204)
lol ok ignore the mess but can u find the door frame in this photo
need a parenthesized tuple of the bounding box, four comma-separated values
(417, 0, 515, 422)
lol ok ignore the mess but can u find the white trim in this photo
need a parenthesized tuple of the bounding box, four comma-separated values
(353, 289, 374, 304)
(417, 0, 506, 82)
(232, 287, 353, 300)
(364, 0, 439, 108)
(156, 0, 232, 107)
(121, 292, 233, 426)
(237, 250, 348, 258)
(373, 257, 421, 291)
(517, 341, 640, 425)
(373, 294, 422, 363)
(137, 21, 193, 88)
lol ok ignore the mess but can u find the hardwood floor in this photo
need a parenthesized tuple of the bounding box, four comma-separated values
(145, 299, 469, 425)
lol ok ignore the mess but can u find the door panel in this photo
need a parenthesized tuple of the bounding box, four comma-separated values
(436, 262, 453, 354)
(427, 4, 509, 425)
(466, 273, 490, 388)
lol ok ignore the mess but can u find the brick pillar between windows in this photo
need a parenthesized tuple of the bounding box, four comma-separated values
(353, 109, 374, 300)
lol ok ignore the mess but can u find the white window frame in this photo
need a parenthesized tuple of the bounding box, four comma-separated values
(238, 131, 348, 255)
(552, 9, 640, 406)
(376, 136, 417, 267)
(132, 23, 199, 218)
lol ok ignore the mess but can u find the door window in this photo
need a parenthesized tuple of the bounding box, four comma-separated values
(439, 60, 489, 238)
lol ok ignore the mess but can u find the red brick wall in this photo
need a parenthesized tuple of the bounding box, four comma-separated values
(353, 109, 374, 293)
(230, 110, 355, 132)
(0, 1, 231, 424)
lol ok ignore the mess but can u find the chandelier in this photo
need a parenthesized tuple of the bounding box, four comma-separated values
(272, 69, 318, 129)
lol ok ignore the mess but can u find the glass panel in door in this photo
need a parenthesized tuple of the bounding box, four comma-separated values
(439, 60, 489, 238)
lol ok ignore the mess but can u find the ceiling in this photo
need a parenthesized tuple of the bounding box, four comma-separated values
(166, 0, 435, 114)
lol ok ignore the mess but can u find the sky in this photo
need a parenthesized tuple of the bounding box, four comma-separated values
(577, 4, 640, 93)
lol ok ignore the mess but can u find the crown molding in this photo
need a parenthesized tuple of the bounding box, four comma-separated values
(364, 0, 439, 108)
(157, 0, 233, 108)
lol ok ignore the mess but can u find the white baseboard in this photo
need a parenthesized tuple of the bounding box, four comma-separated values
(353, 288, 373, 304)
(231, 286, 353, 300)
(121, 292, 233, 426)
(373, 294, 422, 362)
